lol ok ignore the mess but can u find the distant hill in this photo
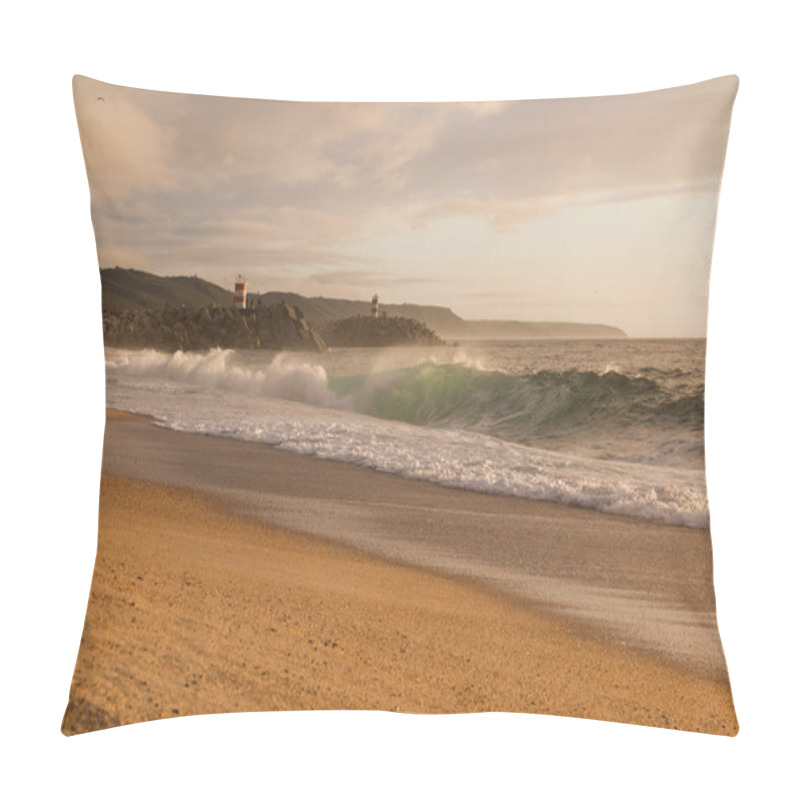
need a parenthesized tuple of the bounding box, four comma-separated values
(99, 267, 626, 339)
(454, 320, 627, 339)
(257, 292, 465, 334)
(100, 267, 233, 312)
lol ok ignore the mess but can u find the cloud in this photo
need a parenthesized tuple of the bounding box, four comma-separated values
(76, 73, 737, 323)
(74, 77, 177, 201)
(308, 269, 440, 287)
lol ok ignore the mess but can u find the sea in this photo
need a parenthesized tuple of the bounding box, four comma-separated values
(104, 338, 709, 529)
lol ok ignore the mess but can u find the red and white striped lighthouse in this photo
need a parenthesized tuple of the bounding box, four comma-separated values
(234, 275, 247, 309)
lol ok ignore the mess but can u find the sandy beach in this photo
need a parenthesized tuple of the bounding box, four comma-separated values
(63, 411, 737, 735)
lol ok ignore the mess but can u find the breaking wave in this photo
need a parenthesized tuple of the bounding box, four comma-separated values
(105, 347, 709, 527)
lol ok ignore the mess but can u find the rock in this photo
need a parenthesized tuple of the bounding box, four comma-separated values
(253, 302, 327, 352)
(321, 315, 445, 347)
(102, 303, 327, 352)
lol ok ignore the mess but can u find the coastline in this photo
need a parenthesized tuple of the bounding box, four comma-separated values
(63, 410, 737, 735)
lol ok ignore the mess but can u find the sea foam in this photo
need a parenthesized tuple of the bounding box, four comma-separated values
(105, 346, 710, 528)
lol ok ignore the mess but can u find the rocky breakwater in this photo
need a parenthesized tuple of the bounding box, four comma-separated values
(102, 302, 326, 352)
(321, 315, 445, 347)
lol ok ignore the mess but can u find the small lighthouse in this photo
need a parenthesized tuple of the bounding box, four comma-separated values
(371, 293, 379, 319)
(234, 275, 247, 310)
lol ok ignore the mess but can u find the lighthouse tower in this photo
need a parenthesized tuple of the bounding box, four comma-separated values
(234, 275, 247, 310)
(371, 293, 379, 318)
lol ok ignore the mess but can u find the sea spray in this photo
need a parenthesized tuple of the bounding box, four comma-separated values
(105, 339, 709, 527)
(107, 348, 340, 407)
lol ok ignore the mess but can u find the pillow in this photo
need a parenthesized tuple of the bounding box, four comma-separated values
(65, 75, 739, 736)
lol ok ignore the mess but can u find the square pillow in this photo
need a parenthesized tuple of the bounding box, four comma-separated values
(64, 74, 738, 735)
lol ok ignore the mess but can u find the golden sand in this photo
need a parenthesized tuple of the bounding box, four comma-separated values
(63, 473, 737, 735)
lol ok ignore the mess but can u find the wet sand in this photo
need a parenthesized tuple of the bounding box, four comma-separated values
(63, 411, 737, 734)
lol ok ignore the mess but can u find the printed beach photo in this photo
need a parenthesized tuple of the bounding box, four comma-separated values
(64, 74, 739, 735)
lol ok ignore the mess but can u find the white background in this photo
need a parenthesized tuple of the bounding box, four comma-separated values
(3, 1, 797, 797)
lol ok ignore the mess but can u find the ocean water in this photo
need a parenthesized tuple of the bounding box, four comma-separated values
(105, 338, 709, 528)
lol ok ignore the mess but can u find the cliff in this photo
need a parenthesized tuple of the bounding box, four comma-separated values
(100, 267, 628, 340)
(321, 315, 445, 348)
(259, 292, 465, 333)
(101, 267, 232, 312)
(454, 320, 627, 339)
(102, 303, 326, 352)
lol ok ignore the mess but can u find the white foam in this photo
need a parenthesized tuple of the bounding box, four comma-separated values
(106, 348, 709, 528)
(107, 347, 341, 407)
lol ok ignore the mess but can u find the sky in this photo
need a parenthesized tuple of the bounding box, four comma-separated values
(73, 75, 738, 337)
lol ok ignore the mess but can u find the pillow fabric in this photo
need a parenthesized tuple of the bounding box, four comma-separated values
(64, 75, 738, 735)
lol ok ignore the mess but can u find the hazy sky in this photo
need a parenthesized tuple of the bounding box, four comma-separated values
(74, 75, 737, 337)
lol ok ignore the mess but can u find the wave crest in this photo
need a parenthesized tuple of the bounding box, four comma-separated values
(107, 350, 704, 467)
